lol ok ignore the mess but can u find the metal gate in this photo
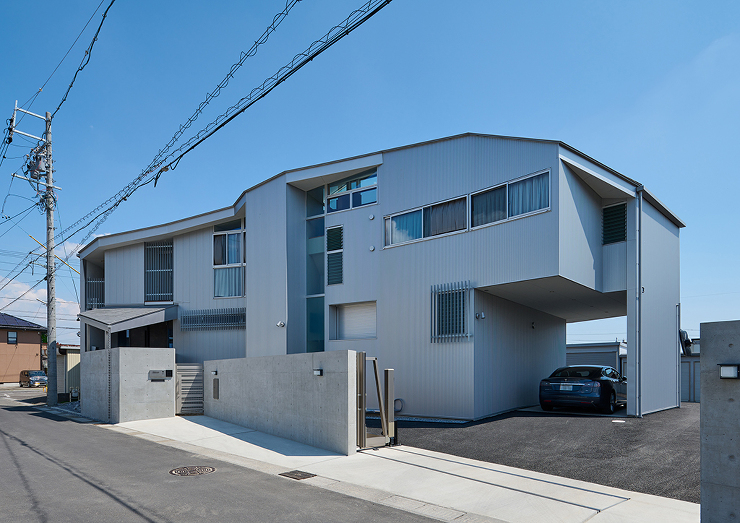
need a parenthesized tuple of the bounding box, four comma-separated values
(356, 351, 396, 449)
(176, 363, 204, 415)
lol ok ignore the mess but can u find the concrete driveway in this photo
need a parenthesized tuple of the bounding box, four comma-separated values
(372, 402, 700, 503)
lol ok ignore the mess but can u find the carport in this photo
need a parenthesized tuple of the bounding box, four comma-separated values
(79, 305, 178, 351)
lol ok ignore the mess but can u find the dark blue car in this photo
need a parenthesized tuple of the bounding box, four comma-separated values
(539, 365, 626, 414)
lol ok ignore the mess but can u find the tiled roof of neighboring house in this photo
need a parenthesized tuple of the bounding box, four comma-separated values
(0, 312, 46, 331)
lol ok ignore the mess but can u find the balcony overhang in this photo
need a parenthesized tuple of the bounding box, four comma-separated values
(478, 276, 626, 323)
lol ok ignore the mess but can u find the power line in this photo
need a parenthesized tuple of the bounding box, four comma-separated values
(55, 0, 394, 255)
(52, 0, 116, 119)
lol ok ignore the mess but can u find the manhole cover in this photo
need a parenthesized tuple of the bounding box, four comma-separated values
(169, 466, 216, 476)
(279, 470, 316, 480)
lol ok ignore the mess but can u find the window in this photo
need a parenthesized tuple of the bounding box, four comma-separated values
(385, 197, 466, 246)
(327, 168, 377, 213)
(145, 240, 173, 302)
(306, 217, 325, 295)
(603, 203, 626, 245)
(508, 171, 549, 217)
(327, 226, 343, 285)
(471, 185, 506, 227)
(180, 308, 246, 330)
(431, 281, 470, 343)
(7, 331, 17, 344)
(213, 220, 244, 297)
(330, 301, 377, 340)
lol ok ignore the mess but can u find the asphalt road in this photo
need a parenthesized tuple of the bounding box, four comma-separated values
(372, 403, 700, 504)
(0, 391, 436, 523)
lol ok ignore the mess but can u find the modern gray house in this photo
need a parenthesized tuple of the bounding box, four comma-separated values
(79, 133, 684, 419)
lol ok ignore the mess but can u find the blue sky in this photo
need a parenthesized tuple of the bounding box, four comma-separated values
(1, 1, 739, 344)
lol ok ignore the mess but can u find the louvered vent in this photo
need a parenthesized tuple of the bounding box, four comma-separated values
(327, 226, 343, 285)
(603, 204, 626, 245)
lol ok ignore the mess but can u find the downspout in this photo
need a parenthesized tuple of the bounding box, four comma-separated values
(636, 185, 644, 418)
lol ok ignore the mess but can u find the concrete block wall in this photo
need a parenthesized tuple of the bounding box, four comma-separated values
(700, 320, 740, 521)
(204, 350, 356, 455)
(81, 347, 175, 423)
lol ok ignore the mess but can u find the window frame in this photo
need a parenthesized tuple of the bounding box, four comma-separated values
(7, 331, 17, 344)
(323, 168, 379, 215)
(212, 219, 246, 299)
(470, 168, 551, 231)
(384, 194, 469, 248)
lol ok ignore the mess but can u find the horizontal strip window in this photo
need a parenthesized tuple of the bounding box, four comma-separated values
(180, 308, 246, 331)
(471, 171, 550, 228)
(385, 197, 466, 247)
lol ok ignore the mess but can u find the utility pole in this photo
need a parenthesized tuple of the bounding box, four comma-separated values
(8, 102, 59, 406)
(44, 111, 57, 406)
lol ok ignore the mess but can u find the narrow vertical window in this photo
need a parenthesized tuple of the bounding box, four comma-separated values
(213, 220, 245, 297)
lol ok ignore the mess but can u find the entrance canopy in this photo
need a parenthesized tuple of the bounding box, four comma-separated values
(79, 306, 178, 334)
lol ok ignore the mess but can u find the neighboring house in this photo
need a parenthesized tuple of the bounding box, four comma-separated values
(78, 133, 684, 419)
(0, 312, 47, 383)
(567, 341, 627, 375)
(56, 344, 81, 395)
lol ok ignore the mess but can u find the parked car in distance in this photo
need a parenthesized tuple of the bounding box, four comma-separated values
(19, 370, 48, 388)
(539, 365, 626, 414)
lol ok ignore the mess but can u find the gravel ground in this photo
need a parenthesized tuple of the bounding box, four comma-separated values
(369, 402, 700, 503)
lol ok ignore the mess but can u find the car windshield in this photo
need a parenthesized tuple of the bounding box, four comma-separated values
(550, 367, 602, 379)
(29, 371, 46, 377)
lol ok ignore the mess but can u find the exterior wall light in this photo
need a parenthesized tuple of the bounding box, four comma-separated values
(276, 321, 285, 327)
(718, 364, 740, 379)
(211, 370, 218, 376)
(313, 369, 323, 376)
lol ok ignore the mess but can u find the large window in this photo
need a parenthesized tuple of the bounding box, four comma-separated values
(509, 171, 549, 217)
(213, 220, 244, 298)
(327, 168, 377, 213)
(385, 197, 466, 247)
(471, 170, 550, 228)
(145, 240, 173, 302)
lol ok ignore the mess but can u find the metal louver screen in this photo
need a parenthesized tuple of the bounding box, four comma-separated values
(180, 308, 246, 331)
(603, 204, 626, 245)
(326, 226, 343, 251)
(85, 278, 105, 310)
(327, 252, 343, 285)
(145, 240, 173, 302)
(431, 281, 470, 343)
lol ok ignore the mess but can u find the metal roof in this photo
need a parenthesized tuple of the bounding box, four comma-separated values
(78, 306, 178, 334)
(0, 312, 46, 331)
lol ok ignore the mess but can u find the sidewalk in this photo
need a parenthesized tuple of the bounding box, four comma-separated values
(81, 414, 698, 523)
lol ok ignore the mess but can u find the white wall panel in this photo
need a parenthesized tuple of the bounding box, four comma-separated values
(602, 242, 627, 292)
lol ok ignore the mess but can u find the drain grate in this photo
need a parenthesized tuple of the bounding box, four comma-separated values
(279, 470, 316, 480)
(169, 466, 216, 476)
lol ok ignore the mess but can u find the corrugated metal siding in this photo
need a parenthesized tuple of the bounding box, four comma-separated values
(639, 200, 681, 414)
(104, 244, 144, 305)
(172, 227, 246, 363)
(602, 242, 627, 292)
(322, 135, 561, 419)
(558, 162, 602, 289)
(473, 290, 565, 419)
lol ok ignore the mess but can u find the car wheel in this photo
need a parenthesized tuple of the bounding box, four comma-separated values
(602, 391, 616, 414)
(540, 403, 553, 411)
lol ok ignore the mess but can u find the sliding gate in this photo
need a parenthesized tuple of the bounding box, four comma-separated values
(356, 351, 396, 449)
(176, 363, 204, 415)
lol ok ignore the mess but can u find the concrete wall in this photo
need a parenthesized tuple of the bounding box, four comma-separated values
(204, 350, 355, 455)
(81, 347, 175, 423)
(700, 320, 740, 521)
